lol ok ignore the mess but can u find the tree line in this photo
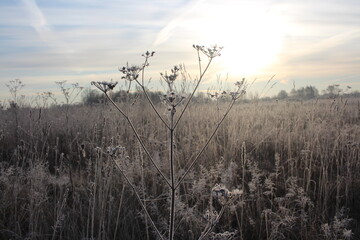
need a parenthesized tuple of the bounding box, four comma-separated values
(275, 84, 360, 101)
(81, 84, 360, 105)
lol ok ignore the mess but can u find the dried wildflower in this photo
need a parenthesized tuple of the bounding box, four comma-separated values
(263, 178, 275, 196)
(193, 44, 223, 58)
(106, 145, 123, 157)
(160, 91, 186, 111)
(119, 63, 144, 82)
(207, 90, 228, 100)
(229, 78, 247, 100)
(142, 50, 155, 57)
(160, 66, 180, 87)
(212, 184, 231, 205)
(342, 229, 353, 239)
(91, 80, 118, 93)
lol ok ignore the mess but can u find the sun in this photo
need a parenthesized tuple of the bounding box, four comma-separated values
(190, 2, 286, 77)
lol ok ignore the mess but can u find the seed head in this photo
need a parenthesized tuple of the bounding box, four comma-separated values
(91, 80, 118, 93)
(193, 44, 223, 58)
(119, 63, 144, 82)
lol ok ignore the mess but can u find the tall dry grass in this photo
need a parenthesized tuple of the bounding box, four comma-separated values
(0, 96, 359, 239)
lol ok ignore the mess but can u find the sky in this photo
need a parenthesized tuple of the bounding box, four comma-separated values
(0, 0, 360, 102)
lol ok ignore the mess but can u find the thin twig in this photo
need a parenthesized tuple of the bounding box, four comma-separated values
(137, 56, 171, 129)
(197, 49, 202, 77)
(136, 81, 171, 130)
(173, 59, 213, 129)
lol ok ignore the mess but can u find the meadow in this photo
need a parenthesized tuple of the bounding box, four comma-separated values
(0, 93, 359, 239)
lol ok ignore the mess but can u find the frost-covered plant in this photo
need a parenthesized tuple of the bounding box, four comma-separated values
(321, 207, 353, 240)
(5, 79, 25, 145)
(92, 45, 247, 240)
(198, 184, 243, 240)
(55, 80, 83, 130)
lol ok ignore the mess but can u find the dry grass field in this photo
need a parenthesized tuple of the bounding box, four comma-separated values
(0, 95, 359, 239)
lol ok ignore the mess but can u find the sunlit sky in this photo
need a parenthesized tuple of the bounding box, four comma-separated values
(1, 0, 360, 101)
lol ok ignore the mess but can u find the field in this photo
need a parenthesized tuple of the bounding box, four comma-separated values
(0, 94, 359, 240)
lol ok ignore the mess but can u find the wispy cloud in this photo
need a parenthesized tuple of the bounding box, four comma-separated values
(20, 0, 75, 55)
(20, 0, 48, 34)
(154, 0, 205, 46)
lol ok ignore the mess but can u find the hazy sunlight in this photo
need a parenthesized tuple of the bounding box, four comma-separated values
(198, 3, 286, 76)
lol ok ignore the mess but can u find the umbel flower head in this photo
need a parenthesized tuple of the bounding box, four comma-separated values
(160, 65, 180, 89)
(119, 51, 155, 82)
(142, 50, 155, 57)
(119, 63, 144, 82)
(207, 90, 227, 100)
(193, 44, 223, 58)
(91, 80, 118, 93)
(229, 78, 247, 100)
(160, 91, 186, 111)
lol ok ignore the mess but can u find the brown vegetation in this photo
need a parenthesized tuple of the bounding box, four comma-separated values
(1, 96, 359, 239)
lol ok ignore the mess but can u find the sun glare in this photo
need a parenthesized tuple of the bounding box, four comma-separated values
(192, 2, 286, 77)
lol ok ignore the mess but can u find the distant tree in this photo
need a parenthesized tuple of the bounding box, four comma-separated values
(277, 90, 288, 100)
(82, 87, 103, 105)
(289, 86, 318, 100)
(323, 84, 342, 98)
(303, 86, 319, 99)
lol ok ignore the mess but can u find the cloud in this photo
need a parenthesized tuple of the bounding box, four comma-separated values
(287, 29, 360, 58)
(20, 0, 48, 33)
(20, 0, 74, 53)
(153, 0, 205, 46)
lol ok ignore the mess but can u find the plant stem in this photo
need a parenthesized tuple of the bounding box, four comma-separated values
(169, 108, 176, 240)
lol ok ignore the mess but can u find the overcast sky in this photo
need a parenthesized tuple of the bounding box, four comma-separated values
(1, 0, 359, 100)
